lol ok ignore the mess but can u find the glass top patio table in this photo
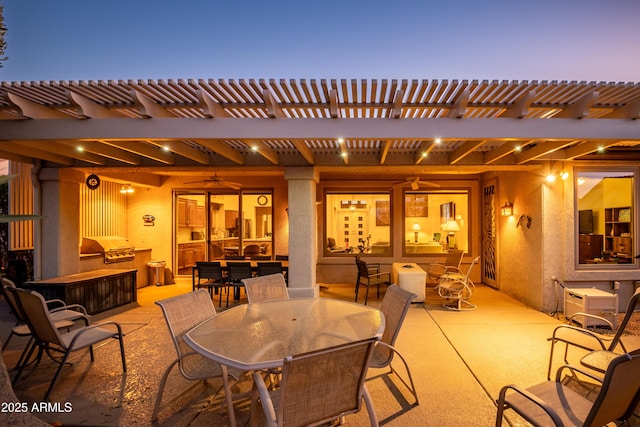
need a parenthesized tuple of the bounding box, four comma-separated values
(184, 297, 385, 371)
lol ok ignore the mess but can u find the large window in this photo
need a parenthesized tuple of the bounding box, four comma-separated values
(576, 169, 635, 266)
(324, 193, 391, 255)
(404, 190, 469, 255)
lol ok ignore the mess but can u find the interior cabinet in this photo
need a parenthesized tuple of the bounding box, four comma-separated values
(578, 234, 603, 263)
(604, 207, 632, 257)
(177, 242, 206, 273)
(178, 198, 205, 228)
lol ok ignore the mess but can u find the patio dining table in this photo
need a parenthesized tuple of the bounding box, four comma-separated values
(184, 297, 385, 371)
(191, 260, 289, 292)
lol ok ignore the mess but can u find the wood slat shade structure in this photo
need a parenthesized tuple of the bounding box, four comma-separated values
(0, 78, 639, 179)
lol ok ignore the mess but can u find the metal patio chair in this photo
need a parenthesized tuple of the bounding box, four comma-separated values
(257, 261, 283, 276)
(496, 349, 640, 427)
(194, 261, 227, 306)
(426, 249, 463, 285)
(153, 289, 245, 425)
(9, 287, 126, 401)
(367, 285, 419, 405)
(547, 285, 640, 379)
(250, 338, 380, 427)
(435, 256, 479, 311)
(355, 256, 391, 305)
(226, 261, 253, 306)
(1, 279, 89, 370)
(242, 273, 289, 304)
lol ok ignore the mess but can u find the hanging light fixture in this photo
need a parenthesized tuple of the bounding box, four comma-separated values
(501, 202, 513, 217)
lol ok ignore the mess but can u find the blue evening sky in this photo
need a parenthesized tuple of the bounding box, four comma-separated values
(1, 0, 639, 82)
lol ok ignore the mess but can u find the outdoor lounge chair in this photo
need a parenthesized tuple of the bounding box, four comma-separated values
(435, 256, 480, 311)
(426, 249, 463, 285)
(153, 289, 245, 425)
(547, 285, 640, 379)
(496, 349, 640, 427)
(242, 273, 289, 304)
(1, 278, 89, 369)
(368, 285, 419, 405)
(8, 287, 126, 401)
(355, 256, 391, 305)
(250, 338, 380, 427)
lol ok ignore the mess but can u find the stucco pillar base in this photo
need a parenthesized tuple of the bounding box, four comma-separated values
(287, 287, 319, 298)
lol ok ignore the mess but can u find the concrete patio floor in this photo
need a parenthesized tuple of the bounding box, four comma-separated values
(2, 279, 639, 426)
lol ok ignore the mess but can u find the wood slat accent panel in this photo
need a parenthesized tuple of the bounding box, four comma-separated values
(9, 162, 34, 250)
(80, 179, 128, 239)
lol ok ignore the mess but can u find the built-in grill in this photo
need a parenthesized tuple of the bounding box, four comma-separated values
(81, 236, 136, 264)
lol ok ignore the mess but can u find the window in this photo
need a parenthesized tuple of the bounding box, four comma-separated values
(404, 190, 469, 255)
(576, 169, 635, 266)
(324, 193, 391, 255)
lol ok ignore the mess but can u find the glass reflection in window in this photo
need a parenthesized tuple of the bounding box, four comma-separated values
(576, 170, 635, 265)
(325, 193, 391, 255)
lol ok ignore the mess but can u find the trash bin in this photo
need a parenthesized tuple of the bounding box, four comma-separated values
(147, 260, 166, 286)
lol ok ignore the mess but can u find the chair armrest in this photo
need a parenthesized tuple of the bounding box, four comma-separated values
(555, 364, 604, 383)
(49, 304, 89, 316)
(496, 384, 563, 427)
(45, 299, 67, 310)
(547, 324, 607, 351)
(368, 271, 390, 280)
(566, 312, 616, 331)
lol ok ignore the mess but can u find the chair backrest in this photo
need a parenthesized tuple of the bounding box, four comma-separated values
(257, 261, 283, 276)
(244, 244, 261, 257)
(196, 261, 223, 282)
(277, 338, 377, 426)
(327, 237, 337, 248)
(155, 289, 217, 360)
(609, 286, 640, 351)
(224, 255, 247, 260)
(242, 274, 289, 303)
(355, 256, 370, 278)
(444, 250, 464, 268)
(584, 348, 640, 426)
(379, 285, 416, 349)
(8, 288, 64, 347)
(226, 262, 253, 282)
(275, 254, 289, 261)
(251, 255, 272, 260)
(1, 279, 24, 322)
(462, 256, 480, 281)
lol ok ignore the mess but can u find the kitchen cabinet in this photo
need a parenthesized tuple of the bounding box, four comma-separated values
(178, 242, 206, 273)
(178, 198, 205, 228)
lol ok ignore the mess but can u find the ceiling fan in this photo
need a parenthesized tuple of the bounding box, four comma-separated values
(392, 176, 440, 191)
(185, 174, 242, 190)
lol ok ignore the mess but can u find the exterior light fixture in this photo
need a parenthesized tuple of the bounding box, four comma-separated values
(546, 174, 556, 183)
(560, 171, 569, 180)
(120, 184, 134, 194)
(500, 202, 513, 217)
(412, 222, 421, 242)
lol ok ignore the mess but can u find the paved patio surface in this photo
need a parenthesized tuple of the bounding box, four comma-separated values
(1, 279, 639, 426)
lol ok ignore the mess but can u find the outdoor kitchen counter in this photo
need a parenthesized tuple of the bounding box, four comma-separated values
(24, 269, 137, 314)
(80, 248, 151, 287)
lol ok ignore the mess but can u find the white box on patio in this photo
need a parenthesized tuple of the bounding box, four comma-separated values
(564, 288, 618, 328)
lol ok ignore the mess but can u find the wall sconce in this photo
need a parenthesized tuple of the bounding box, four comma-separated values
(120, 184, 134, 194)
(412, 222, 421, 243)
(501, 202, 513, 217)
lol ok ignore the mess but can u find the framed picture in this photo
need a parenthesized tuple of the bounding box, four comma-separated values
(432, 232, 441, 242)
(406, 194, 428, 217)
(375, 201, 390, 226)
(440, 202, 455, 222)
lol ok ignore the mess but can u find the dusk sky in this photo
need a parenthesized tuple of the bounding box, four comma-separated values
(1, 0, 639, 82)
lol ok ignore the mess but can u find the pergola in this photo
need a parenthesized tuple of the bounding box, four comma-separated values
(1, 78, 640, 185)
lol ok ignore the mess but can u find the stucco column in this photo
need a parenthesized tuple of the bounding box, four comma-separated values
(39, 168, 83, 279)
(284, 167, 319, 298)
